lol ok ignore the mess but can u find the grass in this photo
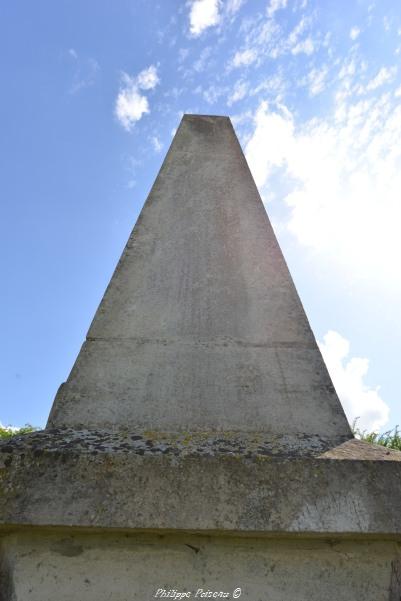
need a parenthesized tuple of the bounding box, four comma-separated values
(0, 424, 38, 440)
(352, 419, 401, 451)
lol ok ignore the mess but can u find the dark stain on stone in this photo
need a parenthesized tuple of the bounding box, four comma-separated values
(185, 544, 200, 554)
(0, 549, 15, 601)
(51, 540, 84, 557)
(389, 558, 401, 601)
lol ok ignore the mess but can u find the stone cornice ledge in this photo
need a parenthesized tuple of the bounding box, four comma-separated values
(0, 430, 400, 537)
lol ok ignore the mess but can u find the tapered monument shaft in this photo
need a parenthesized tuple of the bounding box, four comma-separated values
(48, 115, 351, 440)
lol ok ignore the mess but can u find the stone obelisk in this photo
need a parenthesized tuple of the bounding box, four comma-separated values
(1, 115, 400, 601)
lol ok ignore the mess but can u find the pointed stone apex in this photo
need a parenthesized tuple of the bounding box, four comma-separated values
(47, 114, 351, 444)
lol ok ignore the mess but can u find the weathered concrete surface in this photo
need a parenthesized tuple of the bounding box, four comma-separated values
(1, 531, 401, 601)
(47, 115, 351, 440)
(1, 432, 401, 534)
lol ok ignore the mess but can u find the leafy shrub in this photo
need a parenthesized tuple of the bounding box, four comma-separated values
(0, 424, 37, 440)
(352, 419, 401, 451)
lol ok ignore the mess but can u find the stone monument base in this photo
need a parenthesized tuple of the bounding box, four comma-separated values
(1, 430, 401, 600)
(1, 530, 401, 601)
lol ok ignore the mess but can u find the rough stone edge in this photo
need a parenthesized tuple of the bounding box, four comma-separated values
(1, 440, 401, 535)
(1, 429, 399, 460)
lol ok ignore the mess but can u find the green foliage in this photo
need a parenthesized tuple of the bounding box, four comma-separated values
(352, 419, 401, 451)
(0, 424, 38, 440)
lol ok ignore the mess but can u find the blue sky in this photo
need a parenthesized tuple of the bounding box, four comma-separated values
(1, 0, 400, 432)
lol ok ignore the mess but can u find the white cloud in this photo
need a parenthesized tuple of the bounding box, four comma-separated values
(319, 331, 389, 431)
(395, 84, 401, 97)
(231, 48, 257, 68)
(365, 66, 397, 92)
(267, 0, 287, 18)
(251, 73, 285, 97)
(136, 65, 159, 90)
(189, 0, 221, 36)
(287, 15, 308, 46)
(338, 58, 356, 80)
(227, 80, 249, 105)
(67, 49, 100, 94)
(383, 16, 391, 32)
(305, 66, 328, 95)
(125, 155, 141, 189)
(264, 16, 315, 57)
(115, 66, 159, 131)
(193, 46, 212, 72)
(230, 12, 302, 67)
(291, 37, 314, 55)
(226, 0, 245, 14)
(245, 90, 401, 291)
(178, 48, 189, 63)
(203, 84, 226, 104)
(151, 136, 163, 152)
(115, 76, 149, 131)
(245, 101, 294, 188)
(349, 26, 361, 40)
